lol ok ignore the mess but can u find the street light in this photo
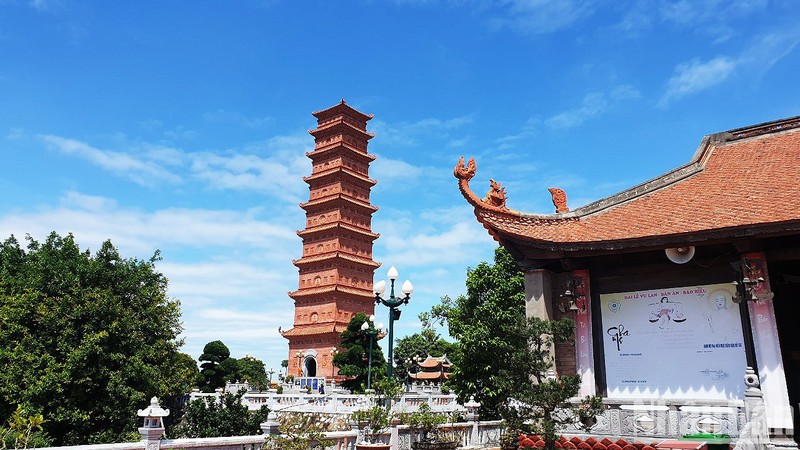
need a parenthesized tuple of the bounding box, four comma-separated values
(267, 367, 275, 383)
(360, 315, 384, 390)
(295, 351, 305, 377)
(374, 266, 413, 380)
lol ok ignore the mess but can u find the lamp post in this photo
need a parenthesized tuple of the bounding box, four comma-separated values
(374, 266, 413, 380)
(360, 315, 384, 390)
(267, 367, 275, 383)
(295, 351, 305, 377)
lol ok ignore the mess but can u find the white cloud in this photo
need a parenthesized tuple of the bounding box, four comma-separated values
(545, 85, 640, 130)
(658, 57, 737, 107)
(39, 135, 182, 186)
(371, 115, 473, 147)
(489, 0, 594, 36)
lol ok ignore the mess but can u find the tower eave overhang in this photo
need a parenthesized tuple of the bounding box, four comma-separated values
(303, 166, 377, 186)
(306, 142, 377, 162)
(292, 251, 382, 268)
(288, 285, 375, 299)
(300, 194, 379, 213)
(297, 222, 380, 240)
(455, 115, 800, 260)
(309, 120, 375, 141)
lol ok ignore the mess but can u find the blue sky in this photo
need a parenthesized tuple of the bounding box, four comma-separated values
(2, 0, 799, 373)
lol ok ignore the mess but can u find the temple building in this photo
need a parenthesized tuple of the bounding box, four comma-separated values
(281, 101, 381, 380)
(408, 355, 453, 384)
(455, 116, 800, 445)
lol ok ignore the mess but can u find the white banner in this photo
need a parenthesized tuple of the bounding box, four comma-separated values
(600, 283, 747, 400)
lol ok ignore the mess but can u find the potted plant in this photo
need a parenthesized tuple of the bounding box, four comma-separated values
(351, 405, 392, 450)
(401, 403, 459, 450)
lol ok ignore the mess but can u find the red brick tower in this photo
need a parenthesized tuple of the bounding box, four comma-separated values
(281, 100, 381, 380)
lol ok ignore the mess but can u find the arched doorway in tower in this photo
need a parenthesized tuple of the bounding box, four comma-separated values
(305, 357, 317, 377)
(301, 349, 319, 377)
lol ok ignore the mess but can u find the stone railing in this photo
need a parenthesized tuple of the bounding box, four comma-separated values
(34, 420, 504, 450)
(189, 389, 466, 416)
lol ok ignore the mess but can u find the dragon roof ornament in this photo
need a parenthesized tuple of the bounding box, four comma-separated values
(454, 156, 516, 214)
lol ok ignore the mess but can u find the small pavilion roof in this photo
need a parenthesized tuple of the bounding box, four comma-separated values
(417, 354, 452, 369)
(455, 116, 800, 254)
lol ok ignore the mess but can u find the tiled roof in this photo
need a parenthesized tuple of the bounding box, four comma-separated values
(297, 222, 380, 239)
(289, 284, 374, 299)
(409, 371, 450, 380)
(303, 165, 377, 186)
(417, 355, 452, 369)
(293, 251, 381, 268)
(456, 116, 800, 250)
(300, 193, 379, 213)
(280, 323, 348, 337)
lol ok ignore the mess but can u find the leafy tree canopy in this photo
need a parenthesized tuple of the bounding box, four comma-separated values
(233, 356, 269, 391)
(171, 389, 269, 438)
(430, 246, 526, 418)
(332, 313, 386, 392)
(0, 232, 193, 445)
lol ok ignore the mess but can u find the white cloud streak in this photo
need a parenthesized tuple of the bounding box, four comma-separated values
(545, 85, 641, 129)
(40, 135, 183, 186)
(658, 57, 737, 107)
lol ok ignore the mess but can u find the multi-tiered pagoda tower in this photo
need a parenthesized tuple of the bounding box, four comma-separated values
(281, 100, 381, 380)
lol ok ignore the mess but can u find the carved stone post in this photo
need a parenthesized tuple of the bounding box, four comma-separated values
(465, 396, 481, 447)
(733, 368, 772, 450)
(260, 411, 281, 436)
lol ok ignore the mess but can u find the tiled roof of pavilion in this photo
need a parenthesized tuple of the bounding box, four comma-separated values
(455, 116, 800, 252)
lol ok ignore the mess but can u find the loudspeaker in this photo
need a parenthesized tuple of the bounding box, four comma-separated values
(665, 246, 695, 264)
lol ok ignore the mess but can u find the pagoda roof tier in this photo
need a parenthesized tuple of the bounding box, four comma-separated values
(409, 371, 451, 381)
(289, 284, 375, 300)
(300, 194, 378, 213)
(312, 100, 374, 124)
(310, 119, 375, 142)
(454, 116, 800, 256)
(280, 323, 348, 338)
(306, 141, 377, 163)
(417, 354, 453, 369)
(303, 165, 377, 187)
(297, 222, 380, 240)
(292, 251, 382, 268)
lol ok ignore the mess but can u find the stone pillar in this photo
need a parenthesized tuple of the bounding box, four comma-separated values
(524, 269, 553, 320)
(524, 269, 555, 370)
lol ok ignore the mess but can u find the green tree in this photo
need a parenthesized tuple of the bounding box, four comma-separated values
(0, 232, 190, 445)
(392, 312, 457, 381)
(198, 340, 231, 392)
(497, 317, 603, 450)
(234, 355, 269, 391)
(332, 313, 386, 392)
(430, 246, 526, 419)
(171, 389, 269, 438)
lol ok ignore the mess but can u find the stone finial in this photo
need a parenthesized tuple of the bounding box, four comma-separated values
(744, 367, 763, 398)
(548, 187, 569, 213)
